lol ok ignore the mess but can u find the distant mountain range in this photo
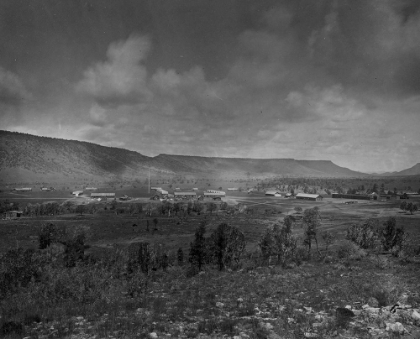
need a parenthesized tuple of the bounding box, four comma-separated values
(379, 163, 420, 176)
(0, 130, 380, 184)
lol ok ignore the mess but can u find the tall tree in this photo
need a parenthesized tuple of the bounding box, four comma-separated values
(210, 223, 246, 271)
(189, 222, 207, 271)
(302, 207, 322, 258)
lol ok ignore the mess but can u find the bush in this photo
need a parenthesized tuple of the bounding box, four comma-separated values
(38, 223, 57, 249)
(336, 240, 366, 260)
(126, 271, 147, 298)
(321, 231, 335, 253)
(177, 248, 184, 266)
(258, 216, 298, 266)
(345, 218, 379, 249)
(188, 222, 207, 271)
(381, 217, 405, 255)
(294, 246, 308, 265)
(397, 239, 420, 261)
(0, 248, 41, 298)
(64, 233, 85, 267)
(127, 242, 152, 276)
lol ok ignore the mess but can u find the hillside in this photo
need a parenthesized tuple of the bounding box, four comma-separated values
(0, 130, 368, 184)
(154, 155, 367, 178)
(380, 163, 420, 176)
(0, 130, 172, 184)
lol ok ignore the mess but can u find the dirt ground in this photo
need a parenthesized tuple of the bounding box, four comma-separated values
(1, 193, 419, 256)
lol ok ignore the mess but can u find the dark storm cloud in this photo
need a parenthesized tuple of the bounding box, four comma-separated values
(304, 0, 420, 98)
(0, 67, 30, 106)
(1, 0, 420, 172)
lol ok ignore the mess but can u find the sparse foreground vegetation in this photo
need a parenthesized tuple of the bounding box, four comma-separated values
(1, 208, 420, 339)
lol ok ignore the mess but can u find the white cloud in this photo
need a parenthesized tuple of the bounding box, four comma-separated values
(76, 35, 152, 105)
(286, 85, 365, 122)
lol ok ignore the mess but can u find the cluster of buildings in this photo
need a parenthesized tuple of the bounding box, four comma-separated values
(2, 210, 23, 220)
(263, 190, 322, 201)
(13, 187, 56, 191)
(151, 188, 226, 201)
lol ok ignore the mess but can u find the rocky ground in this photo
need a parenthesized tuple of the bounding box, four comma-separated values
(11, 256, 420, 339)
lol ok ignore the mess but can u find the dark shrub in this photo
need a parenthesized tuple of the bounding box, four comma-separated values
(0, 321, 23, 336)
(381, 217, 405, 254)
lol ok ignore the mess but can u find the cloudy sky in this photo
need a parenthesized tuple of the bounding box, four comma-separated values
(1, 0, 420, 173)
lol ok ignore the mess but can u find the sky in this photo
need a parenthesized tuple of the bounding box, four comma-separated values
(1, 0, 420, 173)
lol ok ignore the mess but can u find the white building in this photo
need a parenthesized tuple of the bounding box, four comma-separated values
(265, 190, 281, 197)
(295, 193, 323, 201)
(91, 193, 115, 197)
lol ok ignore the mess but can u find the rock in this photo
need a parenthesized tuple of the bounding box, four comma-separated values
(76, 316, 84, 321)
(368, 327, 384, 335)
(304, 306, 313, 313)
(260, 322, 274, 330)
(237, 297, 244, 303)
(312, 322, 323, 329)
(367, 297, 379, 307)
(149, 332, 158, 339)
(233, 336, 242, 339)
(265, 323, 274, 330)
(386, 322, 406, 334)
(304, 332, 318, 338)
(398, 293, 409, 304)
(364, 307, 380, 314)
(336, 307, 355, 320)
(285, 262, 297, 269)
(412, 310, 420, 321)
(323, 256, 333, 263)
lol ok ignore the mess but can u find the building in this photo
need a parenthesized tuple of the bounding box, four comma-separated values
(379, 194, 397, 201)
(174, 192, 197, 199)
(295, 193, 323, 201)
(203, 190, 226, 200)
(41, 187, 51, 191)
(192, 188, 198, 191)
(151, 187, 162, 191)
(332, 193, 372, 200)
(265, 190, 281, 197)
(3, 210, 23, 220)
(206, 190, 225, 195)
(85, 187, 97, 190)
(156, 188, 168, 195)
(227, 188, 238, 191)
(14, 188, 32, 191)
(72, 191, 83, 196)
(91, 193, 115, 198)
